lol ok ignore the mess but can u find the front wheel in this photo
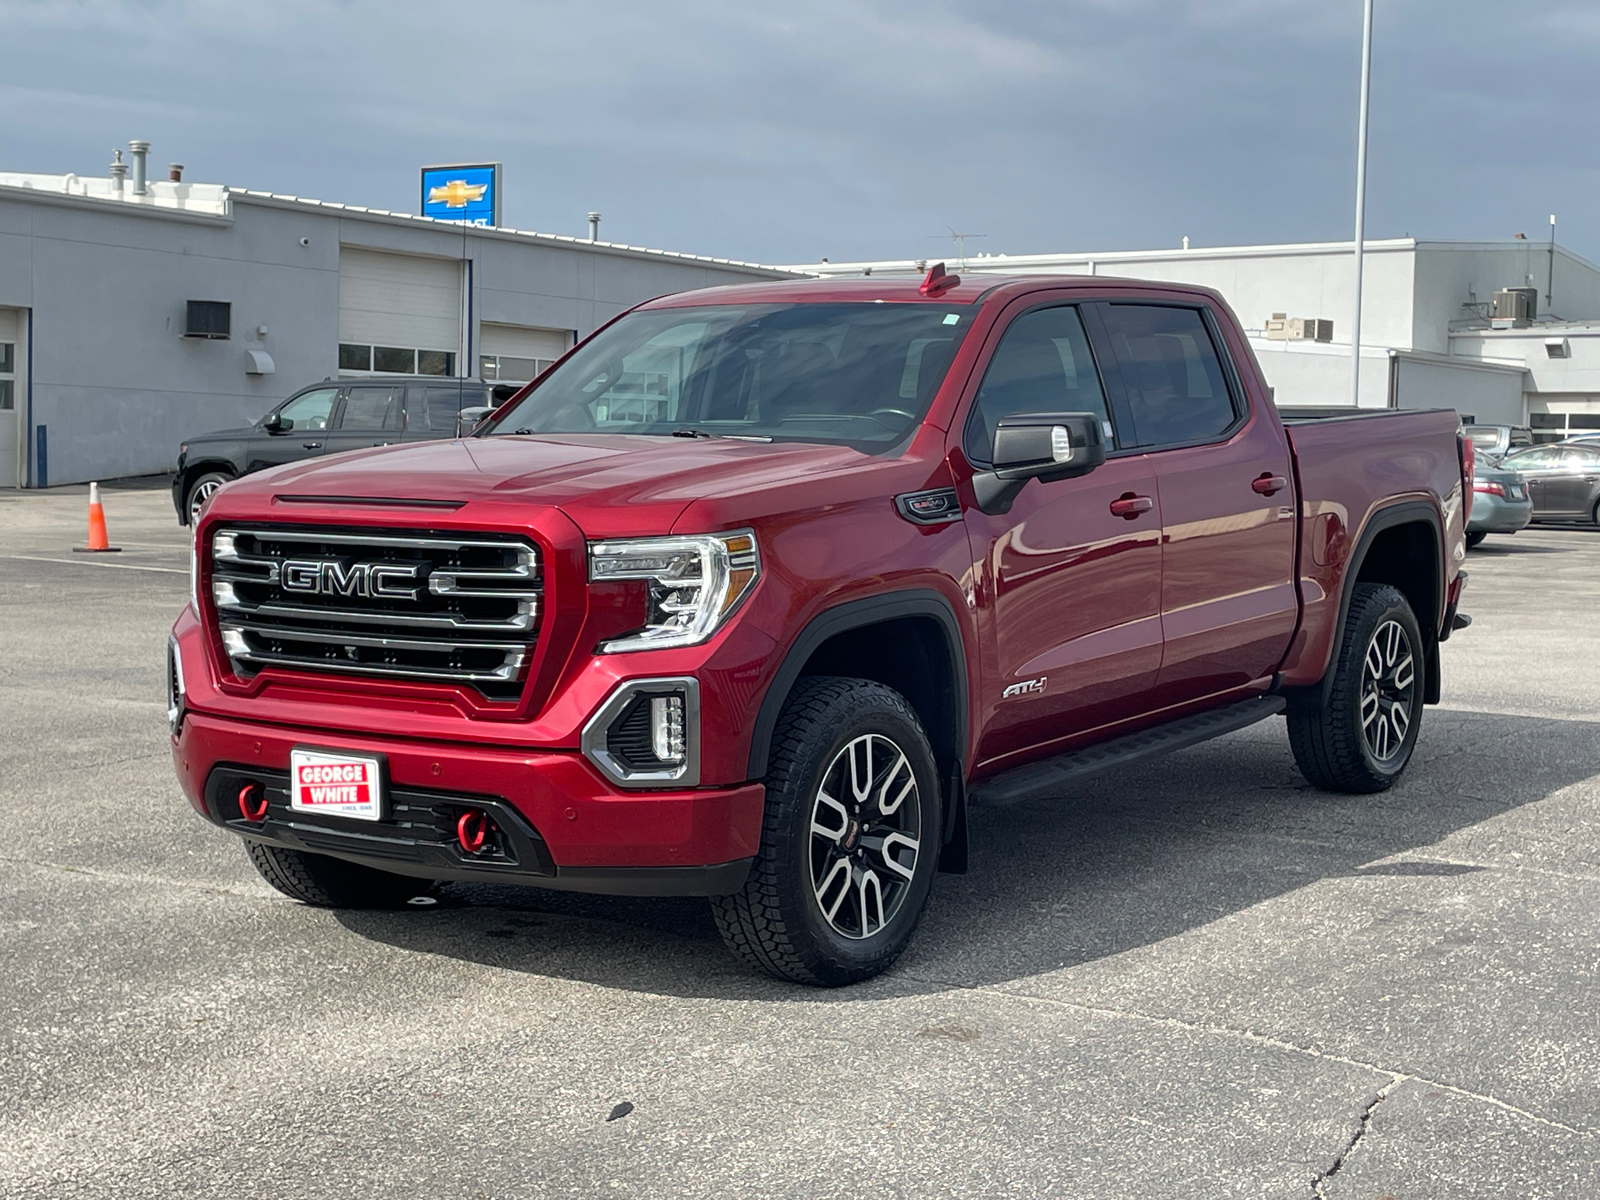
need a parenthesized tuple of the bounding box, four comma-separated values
(245, 841, 433, 908)
(186, 471, 232, 524)
(710, 677, 941, 986)
(1288, 583, 1425, 793)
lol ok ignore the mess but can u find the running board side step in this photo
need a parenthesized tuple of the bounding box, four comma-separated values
(970, 696, 1286, 806)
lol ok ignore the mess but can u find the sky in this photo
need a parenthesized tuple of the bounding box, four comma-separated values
(4, 0, 1599, 266)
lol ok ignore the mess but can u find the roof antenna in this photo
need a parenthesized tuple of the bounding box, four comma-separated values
(919, 261, 961, 297)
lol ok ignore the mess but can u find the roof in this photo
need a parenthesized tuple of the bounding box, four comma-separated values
(0, 170, 797, 276)
(642, 271, 1225, 308)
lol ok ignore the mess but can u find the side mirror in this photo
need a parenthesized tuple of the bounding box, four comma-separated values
(457, 405, 496, 437)
(262, 412, 285, 433)
(972, 412, 1107, 515)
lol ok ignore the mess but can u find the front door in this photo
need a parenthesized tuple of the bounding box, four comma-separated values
(959, 303, 1164, 772)
(1092, 302, 1298, 704)
(0, 314, 18, 487)
(247, 386, 339, 473)
(1542, 446, 1600, 517)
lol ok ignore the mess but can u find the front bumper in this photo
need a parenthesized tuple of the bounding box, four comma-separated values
(173, 713, 763, 896)
(1468, 492, 1533, 534)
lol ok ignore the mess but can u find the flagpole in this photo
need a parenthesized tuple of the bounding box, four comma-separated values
(1350, 0, 1374, 408)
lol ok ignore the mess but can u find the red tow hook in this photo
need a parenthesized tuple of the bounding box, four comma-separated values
(238, 782, 269, 823)
(456, 809, 494, 854)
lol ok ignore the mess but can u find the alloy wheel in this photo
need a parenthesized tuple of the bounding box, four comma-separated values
(189, 478, 225, 523)
(1360, 618, 1415, 763)
(808, 733, 922, 940)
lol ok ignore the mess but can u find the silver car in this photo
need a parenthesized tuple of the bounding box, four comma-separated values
(1497, 443, 1600, 527)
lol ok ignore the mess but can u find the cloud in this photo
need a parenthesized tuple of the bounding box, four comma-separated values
(3, 1, 1599, 263)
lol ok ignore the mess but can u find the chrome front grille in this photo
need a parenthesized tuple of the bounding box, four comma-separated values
(210, 528, 540, 700)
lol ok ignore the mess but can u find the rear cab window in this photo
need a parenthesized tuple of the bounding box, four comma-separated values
(1097, 304, 1240, 449)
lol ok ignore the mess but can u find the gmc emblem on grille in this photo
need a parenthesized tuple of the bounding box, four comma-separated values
(281, 559, 423, 600)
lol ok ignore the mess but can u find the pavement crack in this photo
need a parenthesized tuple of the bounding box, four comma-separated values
(899, 973, 1592, 1137)
(1310, 1076, 1405, 1198)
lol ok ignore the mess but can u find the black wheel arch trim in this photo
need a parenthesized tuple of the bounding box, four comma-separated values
(744, 588, 970, 790)
(176, 460, 240, 524)
(1284, 499, 1446, 711)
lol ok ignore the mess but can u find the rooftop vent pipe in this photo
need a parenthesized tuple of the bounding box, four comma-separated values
(108, 149, 127, 194)
(129, 140, 150, 195)
(588, 211, 601, 242)
(169, 163, 183, 182)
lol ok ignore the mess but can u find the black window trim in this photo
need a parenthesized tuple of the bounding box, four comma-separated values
(1087, 299, 1252, 455)
(960, 299, 1134, 468)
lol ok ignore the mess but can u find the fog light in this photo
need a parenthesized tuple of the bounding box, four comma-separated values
(650, 695, 686, 764)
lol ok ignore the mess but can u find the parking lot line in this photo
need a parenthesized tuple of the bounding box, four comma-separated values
(0, 553, 188, 574)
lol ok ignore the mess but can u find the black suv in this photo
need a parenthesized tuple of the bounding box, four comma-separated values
(173, 377, 508, 524)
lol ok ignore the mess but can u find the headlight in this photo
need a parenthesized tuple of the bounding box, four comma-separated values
(588, 530, 759, 652)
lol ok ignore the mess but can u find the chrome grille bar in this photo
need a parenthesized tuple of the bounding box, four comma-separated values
(210, 527, 541, 699)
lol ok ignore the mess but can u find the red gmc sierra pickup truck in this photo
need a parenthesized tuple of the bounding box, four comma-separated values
(169, 268, 1472, 985)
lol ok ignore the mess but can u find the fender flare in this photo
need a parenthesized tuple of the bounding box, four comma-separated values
(1289, 499, 1445, 710)
(745, 588, 969, 782)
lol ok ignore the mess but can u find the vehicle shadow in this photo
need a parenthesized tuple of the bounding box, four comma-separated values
(334, 708, 1600, 1000)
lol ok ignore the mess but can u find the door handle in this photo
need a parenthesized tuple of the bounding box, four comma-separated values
(1252, 474, 1289, 496)
(302, 441, 323, 449)
(1109, 493, 1154, 519)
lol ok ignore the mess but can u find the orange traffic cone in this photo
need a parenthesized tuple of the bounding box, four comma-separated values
(74, 482, 121, 553)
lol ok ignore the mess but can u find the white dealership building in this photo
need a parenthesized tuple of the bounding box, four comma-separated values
(788, 238, 1600, 440)
(0, 146, 790, 488)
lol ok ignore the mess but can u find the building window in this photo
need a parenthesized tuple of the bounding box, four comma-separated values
(339, 343, 455, 377)
(480, 354, 555, 384)
(339, 343, 372, 371)
(184, 300, 231, 339)
(0, 342, 13, 411)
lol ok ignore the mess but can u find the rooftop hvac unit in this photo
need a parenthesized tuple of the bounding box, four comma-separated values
(1264, 314, 1334, 342)
(1491, 288, 1537, 324)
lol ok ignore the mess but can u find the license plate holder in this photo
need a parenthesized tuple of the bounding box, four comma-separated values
(290, 747, 386, 822)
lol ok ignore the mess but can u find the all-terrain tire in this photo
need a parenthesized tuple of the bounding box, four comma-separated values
(710, 677, 941, 987)
(1288, 583, 1425, 794)
(245, 841, 432, 908)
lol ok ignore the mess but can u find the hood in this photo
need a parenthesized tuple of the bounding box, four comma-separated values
(216, 433, 885, 536)
(187, 424, 258, 445)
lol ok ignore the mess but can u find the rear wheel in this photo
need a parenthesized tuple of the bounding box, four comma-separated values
(186, 471, 232, 524)
(710, 677, 940, 986)
(1288, 583, 1424, 794)
(245, 842, 433, 908)
(1465, 530, 1487, 549)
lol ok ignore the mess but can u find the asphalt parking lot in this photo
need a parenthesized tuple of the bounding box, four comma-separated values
(3, 482, 1598, 1199)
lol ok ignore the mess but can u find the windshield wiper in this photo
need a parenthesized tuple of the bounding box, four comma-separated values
(671, 428, 717, 439)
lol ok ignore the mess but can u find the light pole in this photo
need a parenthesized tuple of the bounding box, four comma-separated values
(1350, 0, 1374, 408)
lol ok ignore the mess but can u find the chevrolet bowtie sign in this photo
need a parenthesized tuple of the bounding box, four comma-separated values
(420, 163, 500, 227)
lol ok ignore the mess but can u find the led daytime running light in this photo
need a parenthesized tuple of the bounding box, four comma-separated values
(589, 530, 760, 652)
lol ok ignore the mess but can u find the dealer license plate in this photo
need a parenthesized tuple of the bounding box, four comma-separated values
(290, 747, 385, 821)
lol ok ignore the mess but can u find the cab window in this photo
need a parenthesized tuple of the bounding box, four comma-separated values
(1100, 304, 1238, 448)
(338, 385, 402, 431)
(964, 305, 1114, 466)
(270, 388, 337, 432)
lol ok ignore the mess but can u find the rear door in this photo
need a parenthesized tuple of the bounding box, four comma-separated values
(321, 383, 403, 457)
(958, 301, 1164, 770)
(1509, 446, 1578, 516)
(1091, 301, 1297, 704)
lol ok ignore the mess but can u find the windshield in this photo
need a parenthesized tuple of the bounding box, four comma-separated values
(485, 302, 975, 449)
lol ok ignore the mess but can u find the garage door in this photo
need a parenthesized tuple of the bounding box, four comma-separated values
(338, 248, 463, 376)
(479, 322, 572, 384)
